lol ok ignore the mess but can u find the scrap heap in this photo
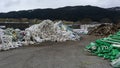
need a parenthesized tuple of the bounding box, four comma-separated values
(26, 20, 80, 42)
(0, 20, 80, 51)
(88, 24, 119, 36)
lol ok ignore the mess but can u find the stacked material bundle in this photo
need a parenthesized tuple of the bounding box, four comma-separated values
(0, 20, 80, 51)
(86, 31, 120, 68)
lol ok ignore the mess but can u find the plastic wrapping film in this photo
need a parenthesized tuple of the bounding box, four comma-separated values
(86, 31, 120, 68)
(26, 20, 80, 42)
(0, 20, 80, 51)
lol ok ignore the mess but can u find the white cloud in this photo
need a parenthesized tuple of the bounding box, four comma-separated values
(0, 0, 120, 12)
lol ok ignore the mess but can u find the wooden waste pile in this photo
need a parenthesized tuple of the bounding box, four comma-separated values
(88, 24, 120, 36)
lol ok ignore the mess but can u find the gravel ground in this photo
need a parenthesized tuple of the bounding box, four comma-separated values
(0, 35, 112, 68)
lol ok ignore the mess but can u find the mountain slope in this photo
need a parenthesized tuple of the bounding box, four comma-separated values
(0, 6, 120, 22)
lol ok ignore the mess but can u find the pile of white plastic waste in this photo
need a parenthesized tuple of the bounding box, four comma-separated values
(0, 28, 24, 50)
(0, 20, 80, 51)
(26, 20, 80, 42)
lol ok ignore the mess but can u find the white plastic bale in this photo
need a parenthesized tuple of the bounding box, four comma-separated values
(17, 41, 22, 47)
(0, 29, 24, 50)
(1, 35, 13, 50)
(13, 42, 19, 48)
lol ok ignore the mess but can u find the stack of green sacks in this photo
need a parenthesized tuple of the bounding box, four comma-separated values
(86, 31, 120, 67)
(86, 39, 120, 60)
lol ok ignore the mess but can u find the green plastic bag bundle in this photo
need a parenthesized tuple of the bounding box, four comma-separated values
(86, 30, 120, 67)
(86, 39, 120, 60)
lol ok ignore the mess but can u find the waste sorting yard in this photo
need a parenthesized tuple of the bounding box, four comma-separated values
(0, 20, 119, 68)
(0, 35, 112, 68)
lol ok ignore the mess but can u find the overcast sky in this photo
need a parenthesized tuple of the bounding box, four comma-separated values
(0, 0, 120, 12)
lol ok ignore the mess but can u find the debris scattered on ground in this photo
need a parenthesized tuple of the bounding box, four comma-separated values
(86, 31, 120, 68)
(73, 24, 100, 34)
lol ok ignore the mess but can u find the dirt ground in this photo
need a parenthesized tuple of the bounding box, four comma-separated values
(0, 35, 112, 68)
